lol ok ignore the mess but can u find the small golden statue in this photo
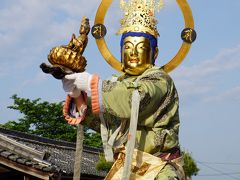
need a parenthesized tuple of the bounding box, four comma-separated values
(40, 17, 90, 79)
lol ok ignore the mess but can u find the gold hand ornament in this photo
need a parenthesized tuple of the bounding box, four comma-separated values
(40, 17, 90, 79)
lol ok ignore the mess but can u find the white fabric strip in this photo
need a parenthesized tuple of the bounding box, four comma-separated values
(108, 125, 121, 147)
(121, 87, 140, 180)
(99, 113, 114, 162)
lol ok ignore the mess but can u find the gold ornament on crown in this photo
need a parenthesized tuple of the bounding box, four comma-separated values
(117, 0, 164, 37)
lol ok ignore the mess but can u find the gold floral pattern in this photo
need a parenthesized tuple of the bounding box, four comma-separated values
(102, 81, 118, 93)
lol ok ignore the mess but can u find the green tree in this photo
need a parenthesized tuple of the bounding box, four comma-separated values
(2, 94, 76, 141)
(1, 94, 101, 147)
(183, 151, 199, 179)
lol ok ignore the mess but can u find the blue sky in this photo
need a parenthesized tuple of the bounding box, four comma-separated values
(0, 0, 240, 179)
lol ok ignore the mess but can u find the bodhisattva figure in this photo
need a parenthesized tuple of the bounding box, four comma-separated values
(65, 16, 90, 55)
(42, 0, 196, 179)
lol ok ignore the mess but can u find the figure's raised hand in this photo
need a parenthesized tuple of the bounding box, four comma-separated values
(64, 72, 92, 93)
(62, 77, 80, 97)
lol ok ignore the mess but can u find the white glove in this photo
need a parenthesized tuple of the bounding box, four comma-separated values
(62, 72, 92, 97)
(62, 77, 80, 97)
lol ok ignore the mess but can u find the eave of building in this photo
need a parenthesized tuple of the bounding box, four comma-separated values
(0, 156, 55, 180)
(0, 127, 107, 178)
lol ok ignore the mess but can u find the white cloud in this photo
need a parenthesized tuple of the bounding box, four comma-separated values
(0, 69, 7, 78)
(174, 45, 240, 80)
(0, 0, 99, 47)
(204, 86, 240, 103)
(55, 0, 99, 17)
(164, 0, 175, 6)
(0, 0, 101, 76)
(20, 72, 48, 89)
(172, 44, 240, 101)
(0, 1, 51, 46)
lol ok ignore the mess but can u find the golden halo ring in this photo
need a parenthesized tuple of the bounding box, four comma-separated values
(93, 0, 195, 73)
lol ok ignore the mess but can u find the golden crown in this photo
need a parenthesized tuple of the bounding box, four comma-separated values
(117, 0, 164, 38)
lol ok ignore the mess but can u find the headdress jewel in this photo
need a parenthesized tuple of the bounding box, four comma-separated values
(117, 0, 164, 38)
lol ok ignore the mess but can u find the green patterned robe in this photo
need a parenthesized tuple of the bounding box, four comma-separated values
(101, 66, 180, 155)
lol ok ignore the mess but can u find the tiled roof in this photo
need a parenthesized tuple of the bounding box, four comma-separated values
(0, 127, 107, 177)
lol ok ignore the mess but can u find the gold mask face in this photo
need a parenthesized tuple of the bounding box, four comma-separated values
(122, 36, 153, 75)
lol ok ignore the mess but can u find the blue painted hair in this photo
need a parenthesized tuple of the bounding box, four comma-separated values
(120, 32, 158, 64)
